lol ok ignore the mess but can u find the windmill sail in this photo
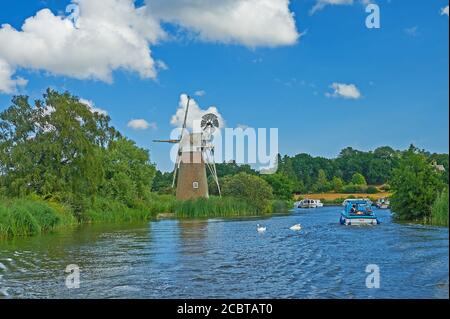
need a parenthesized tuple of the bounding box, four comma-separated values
(171, 96, 191, 187)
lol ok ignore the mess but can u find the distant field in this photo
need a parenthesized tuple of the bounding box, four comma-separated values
(294, 192, 391, 201)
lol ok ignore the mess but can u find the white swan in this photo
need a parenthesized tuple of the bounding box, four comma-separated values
(256, 224, 266, 233)
(290, 224, 302, 231)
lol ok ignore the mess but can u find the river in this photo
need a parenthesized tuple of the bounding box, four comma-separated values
(0, 207, 448, 299)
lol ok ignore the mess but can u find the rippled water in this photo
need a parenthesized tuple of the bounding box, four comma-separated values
(0, 207, 448, 299)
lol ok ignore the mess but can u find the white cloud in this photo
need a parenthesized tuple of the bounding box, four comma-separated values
(326, 82, 362, 99)
(0, 0, 166, 93)
(171, 94, 225, 129)
(0, 58, 28, 93)
(79, 98, 108, 116)
(1, 0, 301, 94)
(441, 5, 449, 17)
(155, 60, 169, 71)
(127, 119, 156, 130)
(310, 0, 354, 15)
(194, 90, 206, 97)
(146, 0, 300, 47)
(310, 0, 373, 15)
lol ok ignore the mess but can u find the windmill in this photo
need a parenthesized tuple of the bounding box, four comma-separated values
(154, 96, 221, 200)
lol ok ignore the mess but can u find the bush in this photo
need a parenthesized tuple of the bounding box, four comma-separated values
(342, 184, 366, 194)
(222, 173, 274, 213)
(366, 186, 379, 194)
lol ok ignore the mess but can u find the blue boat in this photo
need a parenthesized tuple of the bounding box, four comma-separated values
(340, 199, 380, 226)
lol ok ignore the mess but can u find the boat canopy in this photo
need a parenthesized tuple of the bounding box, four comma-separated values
(345, 199, 370, 205)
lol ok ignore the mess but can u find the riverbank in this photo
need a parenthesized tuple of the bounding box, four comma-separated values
(0, 196, 290, 240)
(294, 192, 391, 205)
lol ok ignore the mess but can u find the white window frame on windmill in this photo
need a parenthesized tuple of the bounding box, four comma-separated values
(192, 181, 199, 189)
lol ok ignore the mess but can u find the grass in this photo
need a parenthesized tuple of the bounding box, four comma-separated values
(1, 194, 284, 239)
(83, 197, 154, 223)
(430, 189, 449, 227)
(0, 197, 77, 239)
(171, 197, 262, 218)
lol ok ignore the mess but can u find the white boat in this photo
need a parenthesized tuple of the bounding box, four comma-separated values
(296, 199, 323, 208)
(376, 198, 390, 209)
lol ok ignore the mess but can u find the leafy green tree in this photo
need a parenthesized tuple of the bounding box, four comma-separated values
(313, 169, 331, 193)
(152, 170, 175, 194)
(331, 176, 344, 193)
(0, 89, 156, 215)
(367, 146, 400, 184)
(100, 137, 156, 206)
(351, 173, 367, 186)
(215, 161, 258, 177)
(222, 172, 273, 212)
(0, 90, 116, 199)
(262, 173, 294, 200)
(390, 150, 445, 221)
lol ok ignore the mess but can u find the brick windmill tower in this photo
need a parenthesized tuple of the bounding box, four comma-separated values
(154, 96, 221, 200)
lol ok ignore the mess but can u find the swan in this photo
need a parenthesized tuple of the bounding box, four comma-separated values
(290, 224, 302, 231)
(256, 224, 266, 233)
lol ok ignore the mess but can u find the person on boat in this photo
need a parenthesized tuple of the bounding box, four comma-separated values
(350, 204, 357, 214)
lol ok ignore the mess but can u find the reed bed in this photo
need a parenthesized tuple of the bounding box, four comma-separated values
(171, 197, 261, 218)
(0, 198, 76, 239)
(430, 189, 449, 227)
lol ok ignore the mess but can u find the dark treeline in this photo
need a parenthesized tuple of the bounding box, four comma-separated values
(152, 144, 449, 226)
(153, 146, 449, 197)
(277, 146, 448, 193)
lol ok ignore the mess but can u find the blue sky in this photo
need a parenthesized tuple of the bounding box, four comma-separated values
(0, 0, 448, 172)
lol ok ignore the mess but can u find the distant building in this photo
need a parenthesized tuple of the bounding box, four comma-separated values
(432, 161, 446, 172)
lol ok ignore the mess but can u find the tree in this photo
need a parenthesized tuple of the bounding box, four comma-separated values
(367, 146, 400, 184)
(222, 172, 273, 212)
(0, 90, 116, 199)
(331, 176, 344, 193)
(152, 170, 175, 194)
(390, 150, 445, 221)
(351, 173, 367, 186)
(262, 173, 294, 200)
(0, 89, 156, 214)
(100, 137, 156, 206)
(313, 169, 331, 193)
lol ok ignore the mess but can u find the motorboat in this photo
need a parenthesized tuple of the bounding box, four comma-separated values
(340, 199, 379, 226)
(295, 199, 323, 208)
(376, 198, 390, 209)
